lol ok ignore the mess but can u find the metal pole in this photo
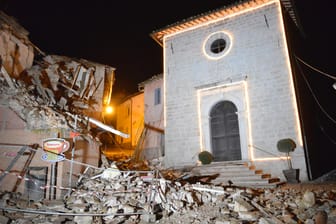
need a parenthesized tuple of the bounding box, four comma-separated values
(68, 137, 76, 196)
(68, 115, 77, 196)
(49, 162, 57, 199)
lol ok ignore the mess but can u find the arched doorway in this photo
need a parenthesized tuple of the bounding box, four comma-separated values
(210, 101, 242, 161)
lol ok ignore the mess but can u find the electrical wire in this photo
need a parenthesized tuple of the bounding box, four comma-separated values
(318, 123, 336, 145)
(295, 56, 336, 80)
(295, 56, 336, 125)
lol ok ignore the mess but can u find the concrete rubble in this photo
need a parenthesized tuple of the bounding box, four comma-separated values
(1, 54, 115, 132)
(0, 158, 335, 224)
(1, 10, 115, 136)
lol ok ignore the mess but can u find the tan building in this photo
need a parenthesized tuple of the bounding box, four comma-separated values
(115, 92, 144, 150)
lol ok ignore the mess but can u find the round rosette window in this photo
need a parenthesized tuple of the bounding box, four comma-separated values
(203, 31, 232, 60)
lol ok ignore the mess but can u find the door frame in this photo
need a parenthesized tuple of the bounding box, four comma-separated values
(197, 80, 250, 161)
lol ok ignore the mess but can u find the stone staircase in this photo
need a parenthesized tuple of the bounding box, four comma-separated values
(190, 160, 284, 188)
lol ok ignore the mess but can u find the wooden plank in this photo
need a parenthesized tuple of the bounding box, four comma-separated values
(0, 65, 15, 88)
(144, 123, 164, 134)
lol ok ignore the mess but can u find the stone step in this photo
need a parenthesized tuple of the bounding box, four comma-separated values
(192, 169, 262, 176)
(212, 177, 281, 186)
(193, 165, 242, 172)
(190, 161, 282, 189)
(231, 181, 285, 189)
(193, 161, 249, 169)
(192, 161, 252, 173)
(213, 174, 273, 182)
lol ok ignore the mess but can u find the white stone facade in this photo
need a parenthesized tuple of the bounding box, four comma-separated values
(162, 1, 308, 181)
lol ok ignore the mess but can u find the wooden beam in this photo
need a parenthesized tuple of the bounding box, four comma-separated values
(144, 123, 164, 134)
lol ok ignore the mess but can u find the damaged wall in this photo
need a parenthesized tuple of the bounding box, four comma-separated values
(0, 11, 116, 132)
(18, 54, 116, 130)
(0, 10, 115, 199)
(138, 74, 164, 160)
(0, 11, 35, 78)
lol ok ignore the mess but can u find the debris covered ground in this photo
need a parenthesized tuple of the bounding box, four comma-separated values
(1, 156, 335, 224)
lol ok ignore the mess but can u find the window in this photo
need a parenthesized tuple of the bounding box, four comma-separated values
(203, 31, 232, 60)
(154, 88, 161, 105)
(210, 38, 226, 54)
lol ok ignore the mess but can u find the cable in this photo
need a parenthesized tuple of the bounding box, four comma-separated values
(295, 57, 336, 125)
(318, 123, 336, 145)
(295, 56, 336, 80)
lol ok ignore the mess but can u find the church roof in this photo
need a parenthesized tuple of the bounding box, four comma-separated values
(150, 0, 301, 46)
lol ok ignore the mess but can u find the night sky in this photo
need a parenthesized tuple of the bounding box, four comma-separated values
(0, 0, 233, 99)
(1, 0, 335, 114)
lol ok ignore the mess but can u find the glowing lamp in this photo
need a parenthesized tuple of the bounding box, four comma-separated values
(105, 105, 114, 114)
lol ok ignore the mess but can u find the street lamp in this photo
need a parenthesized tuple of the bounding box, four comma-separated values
(104, 105, 114, 114)
(333, 82, 336, 90)
(102, 105, 115, 127)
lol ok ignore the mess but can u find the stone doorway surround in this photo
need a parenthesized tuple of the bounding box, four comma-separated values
(196, 75, 251, 161)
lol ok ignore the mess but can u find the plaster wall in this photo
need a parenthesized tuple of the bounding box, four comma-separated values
(143, 75, 164, 159)
(115, 93, 144, 148)
(0, 29, 34, 78)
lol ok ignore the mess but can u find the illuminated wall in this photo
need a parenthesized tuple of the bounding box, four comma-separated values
(115, 92, 144, 148)
(162, 0, 307, 181)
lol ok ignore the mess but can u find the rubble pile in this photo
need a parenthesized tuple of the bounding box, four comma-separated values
(0, 164, 335, 224)
(1, 54, 114, 131)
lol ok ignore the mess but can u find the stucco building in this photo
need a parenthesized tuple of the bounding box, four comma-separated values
(115, 92, 144, 149)
(138, 74, 164, 160)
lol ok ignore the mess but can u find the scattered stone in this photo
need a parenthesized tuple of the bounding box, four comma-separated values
(234, 196, 255, 212)
(313, 210, 328, 224)
(73, 215, 93, 224)
(302, 190, 316, 208)
(0, 215, 9, 224)
(0, 167, 335, 224)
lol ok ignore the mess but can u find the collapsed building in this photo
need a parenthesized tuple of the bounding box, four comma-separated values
(0, 11, 116, 200)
